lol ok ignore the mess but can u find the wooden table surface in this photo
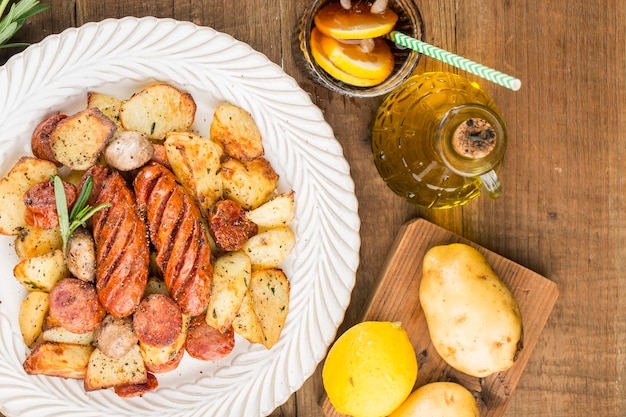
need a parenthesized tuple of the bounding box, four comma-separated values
(1, 1, 624, 416)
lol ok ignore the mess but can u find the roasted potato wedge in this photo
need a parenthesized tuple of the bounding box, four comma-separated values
(164, 131, 223, 215)
(221, 157, 279, 210)
(241, 226, 296, 269)
(13, 249, 69, 292)
(14, 225, 63, 259)
(119, 83, 196, 140)
(0, 157, 58, 236)
(41, 314, 94, 346)
(210, 103, 264, 161)
(249, 269, 290, 349)
(19, 291, 49, 347)
(84, 345, 147, 391)
(87, 91, 123, 130)
(206, 250, 251, 332)
(23, 342, 94, 379)
(231, 290, 264, 345)
(245, 191, 295, 228)
(49, 107, 117, 170)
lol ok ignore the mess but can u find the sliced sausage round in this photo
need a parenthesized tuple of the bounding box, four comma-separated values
(114, 372, 158, 398)
(24, 178, 77, 229)
(49, 277, 106, 334)
(133, 294, 183, 347)
(185, 315, 235, 361)
(208, 199, 258, 251)
(31, 113, 66, 166)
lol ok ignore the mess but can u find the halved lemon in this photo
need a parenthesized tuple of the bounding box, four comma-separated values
(314, 2, 399, 40)
(321, 34, 394, 81)
(310, 28, 389, 87)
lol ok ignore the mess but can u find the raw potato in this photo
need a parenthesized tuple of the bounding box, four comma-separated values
(221, 157, 279, 210)
(249, 269, 290, 348)
(420, 243, 523, 378)
(23, 342, 94, 379)
(104, 131, 154, 171)
(0, 156, 58, 235)
(84, 345, 147, 391)
(210, 103, 264, 161)
(241, 226, 296, 269)
(389, 382, 480, 417)
(13, 249, 70, 291)
(87, 91, 123, 130)
(231, 290, 265, 345)
(14, 225, 63, 259)
(245, 191, 295, 228)
(164, 131, 223, 215)
(206, 250, 251, 332)
(119, 83, 196, 140)
(50, 107, 117, 170)
(19, 291, 49, 347)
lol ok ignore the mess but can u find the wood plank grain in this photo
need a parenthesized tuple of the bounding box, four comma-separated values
(321, 218, 558, 417)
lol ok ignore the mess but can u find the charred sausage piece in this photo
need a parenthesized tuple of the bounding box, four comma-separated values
(23, 178, 77, 229)
(49, 277, 106, 334)
(208, 199, 258, 251)
(133, 294, 182, 348)
(114, 372, 158, 398)
(149, 144, 173, 171)
(80, 165, 110, 207)
(93, 314, 138, 359)
(31, 114, 67, 166)
(92, 171, 149, 317)
(185, 315, 235, 361)
(134, 162, 212, 316)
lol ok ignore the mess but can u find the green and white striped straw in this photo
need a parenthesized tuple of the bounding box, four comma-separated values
(389, 31, 522, 91)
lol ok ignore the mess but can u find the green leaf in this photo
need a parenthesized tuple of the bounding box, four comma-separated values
(53, 175, 70, 250)
(0, 0, 50, 48)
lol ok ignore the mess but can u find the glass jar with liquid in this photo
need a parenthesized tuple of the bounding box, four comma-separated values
(371, 71, 508, 209)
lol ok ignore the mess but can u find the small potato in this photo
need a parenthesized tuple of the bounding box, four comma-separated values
(14, 225, 63, 259)
(50, 107, 117, 170)
(389, 382, 480, 417)
(221, 157, 279, 210)
(87, 91, 123, 130)
(104, 131, 154, 171)
(13, 249, 70, 292)
(65, 227, 96, 282)
(210, 103, 264, 161)
(420, 243, 523, 378)
(245, 191, 295, 228)
(0, 156, 59, 236)
(119, 83, 196, 140)
(23, 342, 94, 379)
(19, 291, 49, 347)
(249, 269, 290, 349)
(241, 226, 296, 269)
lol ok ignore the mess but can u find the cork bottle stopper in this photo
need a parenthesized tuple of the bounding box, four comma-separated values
(452, 118, 497, 159)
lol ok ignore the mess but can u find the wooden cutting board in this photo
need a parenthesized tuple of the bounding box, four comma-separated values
(320, 218, 558, 417)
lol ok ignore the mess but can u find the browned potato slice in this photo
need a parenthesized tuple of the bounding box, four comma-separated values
(87, 91, 123, 130)
(0, 156, 58, 236)
(241, 226, 296, 269)
(13, 249, 69, 291)
(84, 345, 146, 391)
(41, 325, 94, 346)
(221, 157, 279, 210)
(232, 290, 264, 345)
(119, 83, 196, 140)
(14, 225, 63, 259)
(50, 107, 117, 170)
(164, 131, 223, 216)
(249, 269, 290, 349)
(245, 191, 295, 228)
(23, 342, 94, 379)
(206, 250, 250, 332)
(210, 103, 264, 161)
(19, 291, 49, 347)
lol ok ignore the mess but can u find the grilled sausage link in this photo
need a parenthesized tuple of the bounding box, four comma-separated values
(134, 162, 212, 316)
(92, 170, 149, 317)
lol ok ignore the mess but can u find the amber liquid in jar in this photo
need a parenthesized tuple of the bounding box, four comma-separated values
(371, 72, 507, 209)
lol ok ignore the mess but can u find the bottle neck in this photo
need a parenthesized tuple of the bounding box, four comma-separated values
(435, 104, 507, 177)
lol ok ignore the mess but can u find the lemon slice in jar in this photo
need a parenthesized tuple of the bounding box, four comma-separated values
(310, 28, 389, 87)
(321, 35, 394, 81)
(314, 1, 399, 40)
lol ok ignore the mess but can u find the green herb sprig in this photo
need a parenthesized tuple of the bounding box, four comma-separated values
(53, 175, 110, 251)
(0, 0, 50, 49)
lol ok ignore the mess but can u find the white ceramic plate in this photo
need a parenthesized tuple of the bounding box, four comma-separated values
(0, 17, 360, 417)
